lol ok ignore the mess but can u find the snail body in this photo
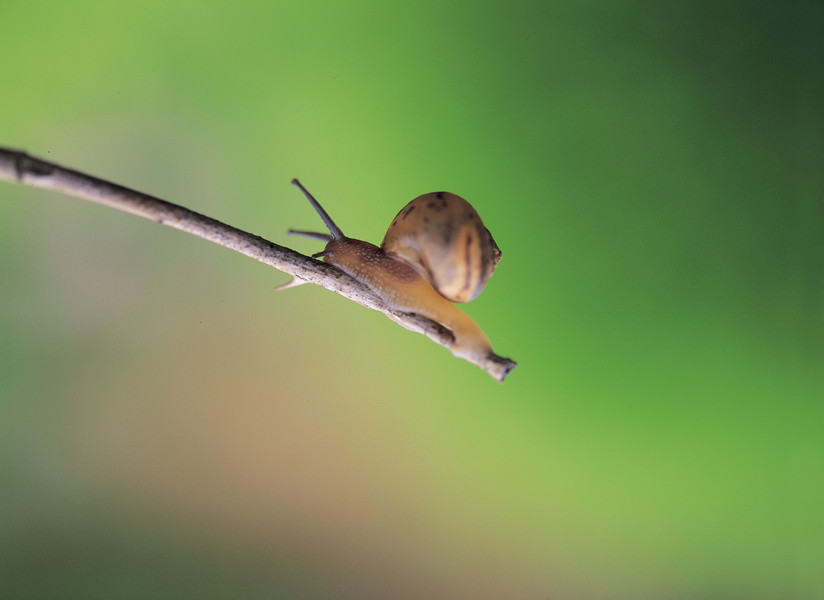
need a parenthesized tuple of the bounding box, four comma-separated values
(289, 180, 501, 361)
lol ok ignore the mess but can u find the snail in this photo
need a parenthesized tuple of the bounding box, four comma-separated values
(287, 179, 502, 361)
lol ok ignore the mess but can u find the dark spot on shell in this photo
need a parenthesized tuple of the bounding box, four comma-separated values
(402, 204, 416, 219)
(464, 231, 474, 292)
(426, 194, 448, 211)
(440, 224, 453, 245)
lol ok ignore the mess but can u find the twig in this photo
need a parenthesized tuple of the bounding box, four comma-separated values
(0, 147, 516, 381)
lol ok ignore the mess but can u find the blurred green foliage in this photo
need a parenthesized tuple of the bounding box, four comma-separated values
(1, 1, 822, 598)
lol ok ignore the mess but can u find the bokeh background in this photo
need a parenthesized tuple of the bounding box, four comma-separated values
(1, 1, 822, 598)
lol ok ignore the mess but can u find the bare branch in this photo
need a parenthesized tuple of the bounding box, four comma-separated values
(0, 147, 516, 381)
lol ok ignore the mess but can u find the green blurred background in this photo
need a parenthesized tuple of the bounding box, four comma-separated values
(1, 1, 822, 598)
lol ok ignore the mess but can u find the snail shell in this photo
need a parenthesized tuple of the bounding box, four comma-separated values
(382, 192, 501, 303)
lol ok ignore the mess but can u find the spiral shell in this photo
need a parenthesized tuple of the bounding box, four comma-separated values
(381, 192, 501, 303)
